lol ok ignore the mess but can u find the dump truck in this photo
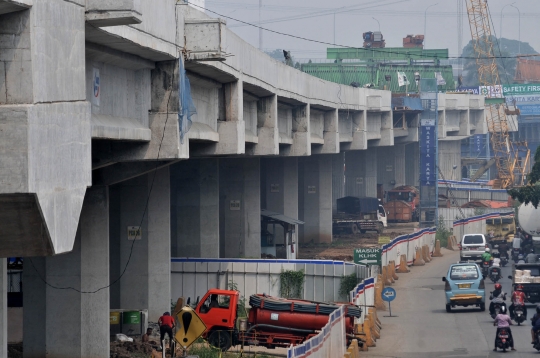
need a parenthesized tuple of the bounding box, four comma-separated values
(486, 214, 516, 245)
(333, 196, 387, 234)
(384, 186, 420, 222)
(192, 289, 361, 351)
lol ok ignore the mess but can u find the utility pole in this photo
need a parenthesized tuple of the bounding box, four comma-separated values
(259, 0, 263, 50)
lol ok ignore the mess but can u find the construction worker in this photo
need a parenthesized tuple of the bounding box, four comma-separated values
(158, 312, 175, 350)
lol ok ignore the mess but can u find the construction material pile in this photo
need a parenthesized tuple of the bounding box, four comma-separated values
(249, 294, 361, 318)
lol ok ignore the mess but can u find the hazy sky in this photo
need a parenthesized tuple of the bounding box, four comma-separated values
(204, 0, 540, 61)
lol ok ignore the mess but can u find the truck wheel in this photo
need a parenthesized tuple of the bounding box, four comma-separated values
(208, 330, 232, 352)
(351, 223, 359, 235)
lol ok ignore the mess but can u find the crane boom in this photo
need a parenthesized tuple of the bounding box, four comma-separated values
(465, 0, 528, 188)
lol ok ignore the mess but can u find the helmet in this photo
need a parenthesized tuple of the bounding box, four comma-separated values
(500, 305, 506, 314)
(494, 283, 502, 290)
(516, 285, 524, 291)
(485, 248, 490, 253)
(532, 249, 535, 253)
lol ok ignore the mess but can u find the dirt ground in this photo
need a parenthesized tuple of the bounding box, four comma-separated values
(298, 222, 419, 261)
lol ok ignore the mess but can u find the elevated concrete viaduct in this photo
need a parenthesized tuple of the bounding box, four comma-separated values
(0, 1, 485, 356)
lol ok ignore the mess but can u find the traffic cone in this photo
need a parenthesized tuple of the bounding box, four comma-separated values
(432, 240, 443, 257)
(413, 247, 425, 266)
(397, 254, 410, 273)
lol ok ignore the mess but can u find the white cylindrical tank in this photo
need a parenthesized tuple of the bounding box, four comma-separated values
(518, 203, 540, 236)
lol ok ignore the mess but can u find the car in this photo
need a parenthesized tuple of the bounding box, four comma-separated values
(443, 262, 485, 312)
(460, 234, 487, 261)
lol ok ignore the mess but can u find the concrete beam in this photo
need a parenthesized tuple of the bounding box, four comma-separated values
(319, 108, 339, 154)
(93, 160, 179, 186)
(0, 0, 31, 16)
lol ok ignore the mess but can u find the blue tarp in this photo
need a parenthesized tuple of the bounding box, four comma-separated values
(179, 58, 196, 143)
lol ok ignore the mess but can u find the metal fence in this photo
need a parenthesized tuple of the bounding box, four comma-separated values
(170, 258, 371, 304)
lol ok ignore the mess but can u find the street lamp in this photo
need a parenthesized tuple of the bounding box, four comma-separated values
(372, 17, 380, 32)
(499, 2, 515, 40)
(510, 4, 521, 54)
(424, 3, 438, 49)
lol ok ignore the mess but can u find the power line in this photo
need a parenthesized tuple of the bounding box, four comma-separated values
(191, 2, 538, 61)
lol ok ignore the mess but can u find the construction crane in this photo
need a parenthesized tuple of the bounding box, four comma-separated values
(465, 0, 530, 188)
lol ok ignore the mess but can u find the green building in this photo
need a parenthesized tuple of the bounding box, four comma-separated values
(301, 47, 456, 93)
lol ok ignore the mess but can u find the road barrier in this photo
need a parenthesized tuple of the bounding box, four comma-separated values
(286, 305, 347, 358)
(433, 240, 443, 257)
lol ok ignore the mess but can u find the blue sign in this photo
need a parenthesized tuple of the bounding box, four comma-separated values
(517, 104, 540, 116)
(381, 287, 396, 302)
(420, 121, 436, 186)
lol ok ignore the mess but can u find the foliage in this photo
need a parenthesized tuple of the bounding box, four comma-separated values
(508, 146, 540, 208)
(227, 280, 248, 318)
(436, 215, 452, 247)
(280, 269, 305, 299)
(460, 37, 538, 86)
(339, 273, 358, 300)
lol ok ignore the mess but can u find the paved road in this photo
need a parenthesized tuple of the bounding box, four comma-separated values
(364, 249, 539, 358)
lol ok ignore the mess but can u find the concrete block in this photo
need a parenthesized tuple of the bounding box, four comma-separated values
(184, 19, 227, 61)
(254, 95, 279, 155)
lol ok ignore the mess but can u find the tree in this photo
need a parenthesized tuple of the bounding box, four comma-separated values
(460, 37, 538, 87)
(508, 145, 540, 208)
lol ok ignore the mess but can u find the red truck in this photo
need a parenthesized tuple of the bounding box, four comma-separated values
(192, 289, 361, 351)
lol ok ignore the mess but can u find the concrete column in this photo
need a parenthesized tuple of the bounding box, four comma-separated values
(299, 155, 333, 244)
(321, 108, 339, 154)
(405, 143, 420, 186)
(344, 148, 378, 198)
(1, 259, 6, 358)
(216, 81, 245, 154)
(253, 94, 279, 155)
(287, 104, 310, 156)
(351, 111, 367, 150)
(23, 186, 110, 358)
(332, 153, 345, 215)
(171, 159, 219, 258)
(219, 158, 261, 258)
(261, 158, 299, 257)
(394, 144, 406, 186)
(112, 167, 170, 322)
(380, 111, 394, 146)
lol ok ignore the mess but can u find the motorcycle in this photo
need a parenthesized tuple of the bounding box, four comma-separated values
(512, 248, 521, 261)
(495, 328, 512, 352)
(513, 304, 526, 325)
(482, 261, 491, 278)
(534, 330, 540, 351)
(491, 302, 504, 319)
(489, 267, 502, 283)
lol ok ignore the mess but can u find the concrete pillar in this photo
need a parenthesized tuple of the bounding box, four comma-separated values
(219, 158, 261, 258)
(299, 155, 333, 244)
(253, 94, 279, 155)
(1, 259, 6, 358)
(321, 109, 339, 154)
(344, 148, 378, 198)
(171, 159, 219, 258)
(395, 144, 406, 186)
(332, 153, 345, 215)
(261, 158, 299, 258)
(405, 143, 420, 187)
(23, 186, 110, 358)
(287, 104, 311, 156)
(111, 167, 170, 322)
(216, 81, 245, 154)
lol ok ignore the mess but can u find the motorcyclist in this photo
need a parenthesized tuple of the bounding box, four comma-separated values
(531, 305, 540, 344)
(526, 248, 538, 264)
(490, 283, 507, 317)
(493, 305, 515, 351)
(523, 234, 533, 253)
(498, 240, 509, 259)
(481, 248, 492, 262)
(509, 285, 527, 320)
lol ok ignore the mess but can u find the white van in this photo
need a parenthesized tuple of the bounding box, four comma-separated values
(460, 234, 487, 261)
